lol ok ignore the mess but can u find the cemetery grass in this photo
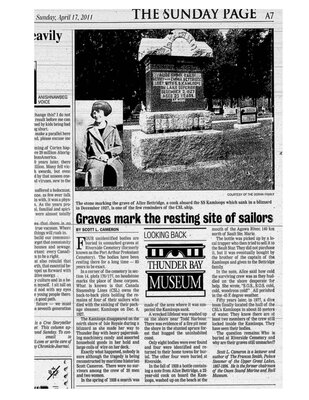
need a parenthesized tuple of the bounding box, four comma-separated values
(105, 119, 274, 191)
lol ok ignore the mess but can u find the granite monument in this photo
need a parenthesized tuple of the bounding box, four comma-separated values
(132, 30, 224, 171)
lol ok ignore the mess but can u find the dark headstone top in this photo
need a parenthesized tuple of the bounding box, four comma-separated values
(139, 30, 213, 113)
(237, 107, 258, 124)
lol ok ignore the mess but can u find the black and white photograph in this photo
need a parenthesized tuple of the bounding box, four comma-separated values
(75, 28, 274, 191)
(75, 100, 123, 189)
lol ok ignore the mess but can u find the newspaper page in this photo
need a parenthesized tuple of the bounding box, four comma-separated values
(34, 8, 282, 388)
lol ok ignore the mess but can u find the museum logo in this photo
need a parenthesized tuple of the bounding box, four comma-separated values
(145, 243, 206, 297)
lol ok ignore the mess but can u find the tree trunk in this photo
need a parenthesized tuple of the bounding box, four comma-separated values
(208, 97, 213, 111)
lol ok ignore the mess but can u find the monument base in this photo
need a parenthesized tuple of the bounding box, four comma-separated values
(233, 122, 261, 130)
(140, 110, 213, 134)
(131, 129, 224, 170)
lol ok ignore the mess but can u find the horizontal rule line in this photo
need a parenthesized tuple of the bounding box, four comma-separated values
(35, 315, 283, 318)
(76, 383, 277, 387)
(143, 227, 206, 229)
(35, 224, 283, 228)
(74, 231, 139, 234)
(144, 225, 282, 228)
(34, 105, 71, 108)
(35, 20, 274, 24)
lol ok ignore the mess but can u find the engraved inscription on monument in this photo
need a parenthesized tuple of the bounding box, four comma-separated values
(153, 72, 202, 102)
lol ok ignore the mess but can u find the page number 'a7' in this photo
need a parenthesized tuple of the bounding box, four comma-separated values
(265, 11, 274, 19)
